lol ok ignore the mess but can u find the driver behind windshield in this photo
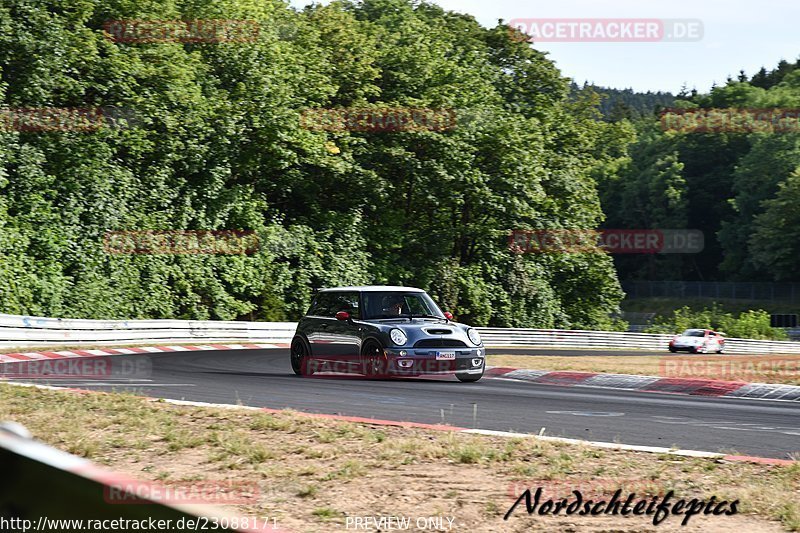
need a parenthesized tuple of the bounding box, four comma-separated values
(381, 295, 405, 316)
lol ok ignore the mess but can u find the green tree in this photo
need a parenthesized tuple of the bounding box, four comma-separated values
(0, 0, 630, 328)
(749, 168, 800, 280)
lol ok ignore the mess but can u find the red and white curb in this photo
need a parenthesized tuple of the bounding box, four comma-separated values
(4, 381, 794, 466)
(0, 343, 289, 364)
(486, 367, 800, 402)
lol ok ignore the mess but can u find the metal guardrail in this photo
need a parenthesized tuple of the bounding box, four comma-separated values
(622, 280, 800, 303)
(477, 328, 800, 354)
(0, 314, 296, 348)
(2, 313, 800, 354)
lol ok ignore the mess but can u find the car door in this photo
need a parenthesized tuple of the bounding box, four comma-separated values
(306, 292, 338, 361)
(326, 291, 363, 371)
(707, 331, 720, 351)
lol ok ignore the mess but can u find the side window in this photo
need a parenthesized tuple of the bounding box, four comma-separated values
(331, 292, 361, 319)
(308, 293, 334, 316)
(306, 295, 322, 316)
(363, 293, 379, 318)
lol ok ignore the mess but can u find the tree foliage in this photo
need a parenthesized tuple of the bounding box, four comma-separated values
(0, 0, 629, 327)
(597, 59, 800, 283)
(645, 305, 788, 340)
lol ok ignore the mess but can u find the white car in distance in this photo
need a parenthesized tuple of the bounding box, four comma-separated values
(668, 329, 726, 354)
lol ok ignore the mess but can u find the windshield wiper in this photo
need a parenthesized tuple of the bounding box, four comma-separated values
(370, 314, 445, 321)
(407, 314, 446, 321)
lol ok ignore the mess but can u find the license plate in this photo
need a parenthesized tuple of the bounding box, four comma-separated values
(436, 351, 456, 360)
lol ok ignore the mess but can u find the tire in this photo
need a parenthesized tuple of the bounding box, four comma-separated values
(291, 337, 314, 376)
(456, 372, 483, 383)
(668, 347, 677, 353)
(716, 348, 725, 354)
(361, 340, 388, 378)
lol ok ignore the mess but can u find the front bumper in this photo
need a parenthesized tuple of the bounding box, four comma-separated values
(384, 347, 485, 375)
(670, 343, 704, 352)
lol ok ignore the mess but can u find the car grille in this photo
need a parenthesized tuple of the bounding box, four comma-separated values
(414, 339, 467, 348)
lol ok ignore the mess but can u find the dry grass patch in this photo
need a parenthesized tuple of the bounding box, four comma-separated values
(487, 354, 800, 386)
(0, 383, 797, 532)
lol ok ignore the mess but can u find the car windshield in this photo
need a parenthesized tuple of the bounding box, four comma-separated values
(681, 330, 706, 337)
(362, 292, 445, 320)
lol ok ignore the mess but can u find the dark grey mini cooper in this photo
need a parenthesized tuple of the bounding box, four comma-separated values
(290, 286, 485, 382)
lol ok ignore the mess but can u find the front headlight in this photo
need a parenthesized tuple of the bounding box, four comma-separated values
(390, 328, 408, 346)
(467, 328, 482, 346)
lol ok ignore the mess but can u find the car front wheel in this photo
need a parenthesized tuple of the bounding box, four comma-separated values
(361, 340, 388, 378)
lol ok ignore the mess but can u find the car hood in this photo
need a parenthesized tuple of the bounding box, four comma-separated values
(674, 336, 704, 344)
(362, 318, 482, 348)
(365, 318, 461, 331)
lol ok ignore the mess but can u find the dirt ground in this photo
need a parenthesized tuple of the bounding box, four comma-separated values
(0, 383, 797, 532)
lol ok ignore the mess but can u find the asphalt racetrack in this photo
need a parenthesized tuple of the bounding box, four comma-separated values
(27, 348, 800, 460)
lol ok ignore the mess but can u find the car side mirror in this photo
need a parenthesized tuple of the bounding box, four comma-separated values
(335, 311, 350, 321)
(444, 312, 454, 320)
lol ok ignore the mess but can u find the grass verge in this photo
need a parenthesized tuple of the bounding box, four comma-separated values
(487, 354, 800, 386)
(0, 383, 797, 532)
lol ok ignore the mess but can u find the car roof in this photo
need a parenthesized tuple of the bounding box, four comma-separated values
(319, 286, 425, 293)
